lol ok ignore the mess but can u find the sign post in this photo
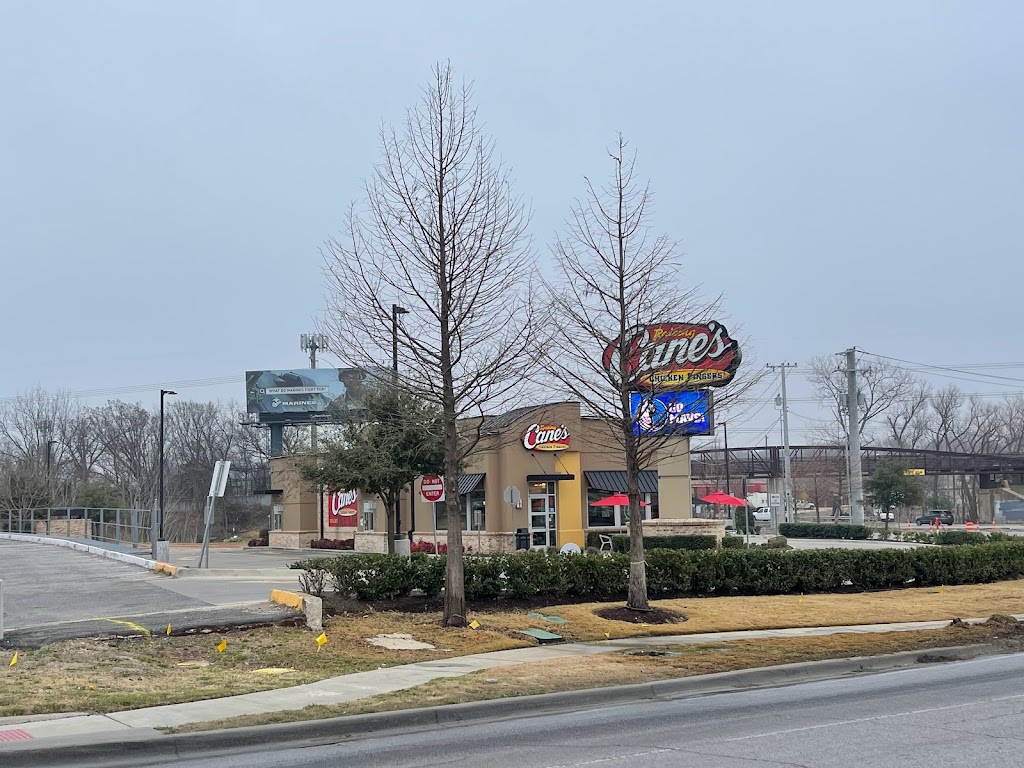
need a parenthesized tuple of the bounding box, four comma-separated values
(420, 475, 445, 553)
(198, 460, 231, 569)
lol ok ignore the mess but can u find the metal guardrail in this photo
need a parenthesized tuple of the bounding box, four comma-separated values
(0, 508, 154, 551)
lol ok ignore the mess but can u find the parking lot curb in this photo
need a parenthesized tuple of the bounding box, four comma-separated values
(0, 642, 1003, 767)
(0, 533, 158, 571)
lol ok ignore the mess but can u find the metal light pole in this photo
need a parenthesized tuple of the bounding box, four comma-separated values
(722, 421, 730, 498)
(158, 389, 176, 544)
(46, 439, 57, 501)
(391, 304, 408, 550)
(768, 363, 797, 524)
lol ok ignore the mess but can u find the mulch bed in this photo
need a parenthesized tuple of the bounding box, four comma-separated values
(594, 606, 686, 625)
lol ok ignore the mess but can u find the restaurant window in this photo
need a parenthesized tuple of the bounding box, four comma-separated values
(587, 491, 659, 528)
(433, 489, 486, 530)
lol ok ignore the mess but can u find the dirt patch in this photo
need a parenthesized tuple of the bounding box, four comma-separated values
(595, 606, 685, 625)
(985, 614, 1019, 628)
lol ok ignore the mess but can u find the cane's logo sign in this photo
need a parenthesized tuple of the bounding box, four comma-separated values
(326, 488, 358, 527)
(602, 321, 741, 391)
(521, 423, 571, 452)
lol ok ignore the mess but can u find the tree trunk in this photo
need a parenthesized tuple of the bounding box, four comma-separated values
(385, 491, 396, 555)
(442, 403, 467, 626)
(624, 441, 649, 611)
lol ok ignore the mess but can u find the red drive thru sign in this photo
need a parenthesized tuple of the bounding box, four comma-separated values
(419, 475, 445, 503)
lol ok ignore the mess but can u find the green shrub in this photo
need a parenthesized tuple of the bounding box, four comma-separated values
(935, 530, 987, 546)
(290, 541, 1024, 602)
(610, 534, 718, 553)
(408, 553, 446, 597)
(721, 535, 747, 549)
(779, 522, 870, 540)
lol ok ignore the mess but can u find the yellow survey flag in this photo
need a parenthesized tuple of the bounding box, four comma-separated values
(166, 623, 172, 636)
(316, 632, 328, 653)
(469, 619, 480, 630)
(8, 651, 17, 667)
(216, 639, 227, 653)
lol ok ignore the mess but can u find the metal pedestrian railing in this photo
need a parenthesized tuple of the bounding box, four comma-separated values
(0, 508, 154, 551)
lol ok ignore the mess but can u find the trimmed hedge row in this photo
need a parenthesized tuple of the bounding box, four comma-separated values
(610, 534, 718, 553)
(779, 523, 870, 540)
(291, 541, 1024, 602)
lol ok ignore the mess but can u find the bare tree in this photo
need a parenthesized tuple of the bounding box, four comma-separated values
(883, 382, 933, 448)
(323, 63, 535, 626)
(91, 401, 160, 511)
(542, 137, 753, 611)
(806, 355, 918, 444)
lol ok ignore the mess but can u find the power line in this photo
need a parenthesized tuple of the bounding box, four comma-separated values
(861, 351, 1024, 386)
(0, 375, 240, 403)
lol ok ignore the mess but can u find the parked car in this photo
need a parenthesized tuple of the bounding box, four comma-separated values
(874, 507, 896, 522)
(915, 510, 954, 526)
(796, 501, 815, 510)
(752, 507, 772, 522)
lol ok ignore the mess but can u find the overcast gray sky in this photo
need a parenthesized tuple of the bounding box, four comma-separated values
(1, 1, 1021, 443)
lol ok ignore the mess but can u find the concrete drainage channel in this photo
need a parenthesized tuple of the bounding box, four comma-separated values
(0, 642, 1004, 768)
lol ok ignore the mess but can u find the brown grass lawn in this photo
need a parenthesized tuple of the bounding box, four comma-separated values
(3, 580, 1023, 719)
(171, 621, 1018, 733)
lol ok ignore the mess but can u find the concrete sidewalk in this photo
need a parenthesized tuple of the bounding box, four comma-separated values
(2, 612, 1017, 747)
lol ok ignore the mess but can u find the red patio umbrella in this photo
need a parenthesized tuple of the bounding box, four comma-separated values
(699, 492, 748, 506)
(591, 493, 650, 507)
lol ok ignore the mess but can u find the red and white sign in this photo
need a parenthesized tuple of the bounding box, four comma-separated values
(326, 488, 358, 527)
(521, 423, 571, 452)
(419, 474, 445, 503)
(602, 321, 741, 391)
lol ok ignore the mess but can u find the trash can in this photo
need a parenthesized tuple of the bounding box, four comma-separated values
(394, 537, 411, 557)
(515, 528, 530, 550)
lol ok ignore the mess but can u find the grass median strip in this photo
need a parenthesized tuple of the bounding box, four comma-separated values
(3, 579, 1024, 719)
(168, 620, 1021, 733)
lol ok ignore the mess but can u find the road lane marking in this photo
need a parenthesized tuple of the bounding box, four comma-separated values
(724, 693, 1024, 742)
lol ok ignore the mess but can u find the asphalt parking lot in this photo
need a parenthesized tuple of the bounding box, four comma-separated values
(0, 540, 206, 631)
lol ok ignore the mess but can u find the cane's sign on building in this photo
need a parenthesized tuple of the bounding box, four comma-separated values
(521, 423, 571, 452)
(602, 321, 741, 391)
(326, 488, 358, 527)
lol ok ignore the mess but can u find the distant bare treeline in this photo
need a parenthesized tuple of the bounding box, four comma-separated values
(0, 389, 292, 541)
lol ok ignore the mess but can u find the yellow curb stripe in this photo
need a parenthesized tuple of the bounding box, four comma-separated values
(154, 562, 177, 576)
(100, 618, 152, 637)
(269, 589, 304, 611)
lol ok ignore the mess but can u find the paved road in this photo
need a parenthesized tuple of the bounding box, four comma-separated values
(163, 653, 1024, 768)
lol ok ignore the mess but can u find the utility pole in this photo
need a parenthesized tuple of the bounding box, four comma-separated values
(767, 363, 797, 524)
(300, 333, 329, 541)
(299, 333, 329, 452)
(842, 347, 865, 526)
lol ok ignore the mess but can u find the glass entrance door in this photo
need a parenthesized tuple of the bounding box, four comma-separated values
(528, 481, 557, 548)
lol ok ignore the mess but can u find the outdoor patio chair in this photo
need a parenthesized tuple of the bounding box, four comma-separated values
(599, 534, 613, 553)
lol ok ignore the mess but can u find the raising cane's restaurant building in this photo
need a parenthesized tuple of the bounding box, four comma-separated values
(309, 399, 716, 554)
(285, 320, 742, 553)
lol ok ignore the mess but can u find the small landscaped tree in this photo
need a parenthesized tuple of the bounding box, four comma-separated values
(864, 462, 923, 534)
(301, 384, 444, 553)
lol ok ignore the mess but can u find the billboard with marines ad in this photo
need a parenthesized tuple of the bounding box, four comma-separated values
(630, 390, 713, 437)
(245, 368, 376, 424)
(326, 488, 358, 527)
(601, 321, 741, 391)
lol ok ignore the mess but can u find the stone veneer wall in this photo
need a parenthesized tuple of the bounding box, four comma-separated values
(268, 530, 319, 549)
(414, 531, 515, 555)
(641, 519, 727, 542)
(34, 520, 93, 538)
(354, 531, 388, 553)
